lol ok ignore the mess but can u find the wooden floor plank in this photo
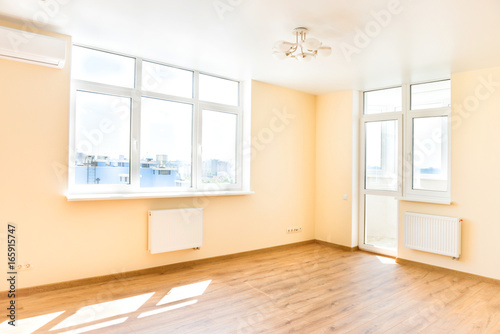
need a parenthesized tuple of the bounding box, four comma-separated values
(420, 281, 500, 334)
(2, 243, 500, 334)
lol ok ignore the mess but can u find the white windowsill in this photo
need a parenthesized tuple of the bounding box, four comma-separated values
(396, 196, 451, 205)
(67, 190, 255, 201)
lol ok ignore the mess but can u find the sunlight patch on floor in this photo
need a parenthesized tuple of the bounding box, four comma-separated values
(58, 317, 128, 334)
(138, 299, 198, 318)
(157, 280, 211, 306)
(0, 311, 65, 333)
(51, 292, 154, 330)
(376, 256, 397, 265)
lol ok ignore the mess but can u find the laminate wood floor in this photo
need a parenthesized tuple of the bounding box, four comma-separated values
(2, 242, 500, 333)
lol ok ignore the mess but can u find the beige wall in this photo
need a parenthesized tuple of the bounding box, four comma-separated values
(315, 91, 358, 247)
(0, 21, 316, 289)
(398, 67, 500, 280)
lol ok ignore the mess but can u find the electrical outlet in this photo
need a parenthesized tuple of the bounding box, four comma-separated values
(287, 227, 302, 233)
(17, 263, 33, 271)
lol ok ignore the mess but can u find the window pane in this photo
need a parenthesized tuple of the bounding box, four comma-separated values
(364, 87, 402, 114)
(199, 74, 239, 106)
(142, 61, 193, 98)
(74, 91, 131, 185)
(413, 116, 448, 191)
(411, 80, 451, 110)
(365, 120, 398, 191)
(202, 110, 237, 185)
(140, 98, 193, 188)
(365, 194, 397, 250)
(72, 46, 135, 88)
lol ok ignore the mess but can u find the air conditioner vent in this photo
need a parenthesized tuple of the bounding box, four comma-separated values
(0, 25, 66, 69)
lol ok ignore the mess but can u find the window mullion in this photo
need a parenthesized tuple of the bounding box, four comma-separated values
(402, 83, 411, 197)
(130, 58, 142, 190)
(236, 105, 243, 188)
(192, 71, 202, 190)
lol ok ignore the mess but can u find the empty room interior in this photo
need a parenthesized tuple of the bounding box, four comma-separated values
(1, 0, 500, 333)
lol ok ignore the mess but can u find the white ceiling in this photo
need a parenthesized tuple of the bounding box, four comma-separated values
(1, 0, 500, 95)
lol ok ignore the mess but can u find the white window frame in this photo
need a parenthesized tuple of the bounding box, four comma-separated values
(67, 45, 251, 200)
(197, 104, 243, 192)
(402, 82, 451, 204)
(359, 80, 451, 206)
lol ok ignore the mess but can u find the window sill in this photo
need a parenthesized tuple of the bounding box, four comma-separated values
(67, 190, 255, 201)
(396, 196, 451, 205)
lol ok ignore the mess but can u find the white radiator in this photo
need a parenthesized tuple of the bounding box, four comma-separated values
(404, 212, 461, 258)
(148, 208, 203, 254)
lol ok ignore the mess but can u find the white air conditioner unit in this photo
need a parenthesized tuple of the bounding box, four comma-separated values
(0, 25, 66, 69)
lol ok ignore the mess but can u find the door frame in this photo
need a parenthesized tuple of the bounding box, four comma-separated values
(358, 95, 403, 257)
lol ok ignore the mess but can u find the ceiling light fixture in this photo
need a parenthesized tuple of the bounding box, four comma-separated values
(272, 27, 332, 61)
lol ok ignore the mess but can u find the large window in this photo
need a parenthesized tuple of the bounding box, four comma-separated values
(68, 46, 245, 199)
(361, 79, 451, 204)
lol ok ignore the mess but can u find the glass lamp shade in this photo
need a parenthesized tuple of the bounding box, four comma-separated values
(272, 51, 287, 60)
(295, 53, 314, 62)
(303, 53, 316, 62)
(317, 46, 332, 57)
(302, 38, 321, 50)
(274, 40, 293, 53)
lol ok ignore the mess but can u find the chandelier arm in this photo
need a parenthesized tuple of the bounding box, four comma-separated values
(288, 44, 298, 54)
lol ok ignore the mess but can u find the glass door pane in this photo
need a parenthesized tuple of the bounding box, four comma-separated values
(361, 117, 399, 256)
(365, 120, 398, 191)
(364, 194, 398, 250)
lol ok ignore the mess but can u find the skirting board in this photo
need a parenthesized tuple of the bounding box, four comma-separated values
(396, 258, 500, 285)
(6, 240, 316, 296)
(8, 241, 498, 296)
(315, 240, 359, 252)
